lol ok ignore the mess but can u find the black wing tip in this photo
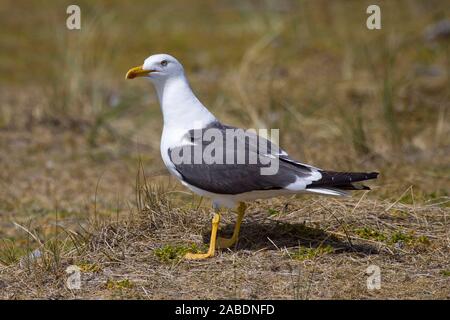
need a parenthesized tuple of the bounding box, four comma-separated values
(368, 172, 380, 180)
(308, 170, 379, 191)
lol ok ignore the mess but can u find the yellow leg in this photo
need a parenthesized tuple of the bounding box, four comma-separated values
(184, 213, 221, 260)
(217, 202, 247, 249)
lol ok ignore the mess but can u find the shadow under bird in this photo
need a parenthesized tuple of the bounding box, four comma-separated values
(126, 54, 379, 259)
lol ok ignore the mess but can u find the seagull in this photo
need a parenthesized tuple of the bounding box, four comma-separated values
(126, 54, 379, 259)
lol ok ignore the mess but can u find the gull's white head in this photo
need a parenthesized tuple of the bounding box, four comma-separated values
(125, 53, 185, 84)
(125, 53, 215, 126)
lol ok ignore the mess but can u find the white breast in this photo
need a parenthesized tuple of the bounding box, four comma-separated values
(160, 127, 185, 180)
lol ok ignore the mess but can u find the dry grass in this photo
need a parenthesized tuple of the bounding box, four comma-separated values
(0, 0, 449, 299)
(0, 182, 448, 299)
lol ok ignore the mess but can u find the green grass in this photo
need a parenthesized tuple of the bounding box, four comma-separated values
(154, 244, 202, 263)
(79, 262, 102, 273)
(267, 208, 280, 216)
(106, 278, 134, 290)
(0, 239, 23, 265)
(440, 270, 450, 277)
(354, 227, 387, 242)
(290, 245, 334, 261)
(353, 227, 431, 248)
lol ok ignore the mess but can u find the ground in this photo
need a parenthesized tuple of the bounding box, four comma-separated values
(0, 0, 449, 299)
(1, 185, 448, 299)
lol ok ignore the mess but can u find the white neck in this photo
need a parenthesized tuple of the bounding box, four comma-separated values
(152, 75, 216, 130)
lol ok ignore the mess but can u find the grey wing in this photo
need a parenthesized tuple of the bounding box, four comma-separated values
(220, 122, 320, 172)
(168, 121, 322, 195)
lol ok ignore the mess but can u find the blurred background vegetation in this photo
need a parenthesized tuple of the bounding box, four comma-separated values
(0, 0, 449, 260)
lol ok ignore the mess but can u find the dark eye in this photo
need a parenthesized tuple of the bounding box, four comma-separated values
(161, 60, 168, 67)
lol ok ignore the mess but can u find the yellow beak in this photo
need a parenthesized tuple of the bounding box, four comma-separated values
(125, 65, 152, 79)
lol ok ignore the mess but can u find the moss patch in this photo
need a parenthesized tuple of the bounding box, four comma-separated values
(290, 245, 334, 261)
(106, 279, 134, 290)
(440, 270, 450, 277)
(354, 227, 387, 242)
(154, 244, 202, 263)
(79, 262, 102, 273)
